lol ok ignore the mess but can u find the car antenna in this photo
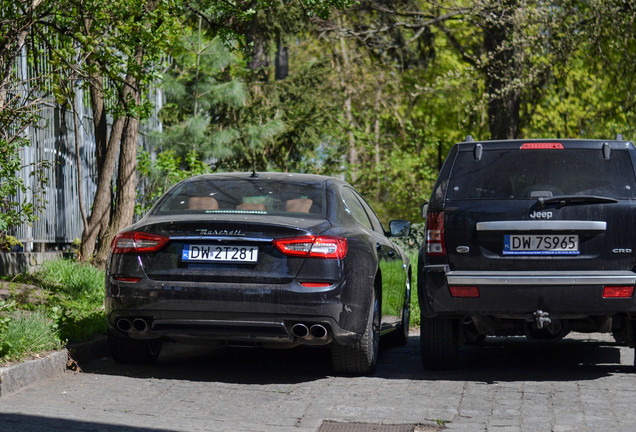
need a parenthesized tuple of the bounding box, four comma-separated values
(250, 160, 259, 178)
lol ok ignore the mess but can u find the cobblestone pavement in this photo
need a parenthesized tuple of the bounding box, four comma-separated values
(1, 332, 635, 431)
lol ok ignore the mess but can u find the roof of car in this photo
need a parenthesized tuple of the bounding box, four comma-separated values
(182, 172, 344, 186)
(455, 138, 633, 151)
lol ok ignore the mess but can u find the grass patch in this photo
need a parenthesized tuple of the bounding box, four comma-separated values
(409, 251, 421, 328)
(0, 258, 106, 364)
(0, 309, 63, 363)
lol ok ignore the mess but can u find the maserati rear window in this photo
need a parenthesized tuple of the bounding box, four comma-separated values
(447, 148, 636, 200)
(152, 179, 326, 217)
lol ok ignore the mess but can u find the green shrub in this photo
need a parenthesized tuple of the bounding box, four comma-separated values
(0, 311, 62, 363)
(54, 306, 107, 343)
(31, 259, 106, 343)
(409, 252, 420, 328)
(33, 258, 104, 304)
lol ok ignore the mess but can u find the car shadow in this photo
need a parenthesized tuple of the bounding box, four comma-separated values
(81, 333, 632, 384)
(83, 341, 335, 384)
(0, 414, 179, 432)
(385, 334, 632, 383)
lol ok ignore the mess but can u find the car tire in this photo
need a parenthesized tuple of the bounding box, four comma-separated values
(108, 329, 163, 365)
(386, 274, 411, 347)
(331, 287, 380, 376)
(420, 313, 460, 370)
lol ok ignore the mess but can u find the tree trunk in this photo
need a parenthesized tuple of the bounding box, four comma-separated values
(93, 54, 144, 266)
(247, 32, 270, 81)
(483, 2, 521, 140)
(275, 40, 288, 80)
(93, 113, 140, 266)
(80, 69, 136, 261)
(337, 29, 358, 182)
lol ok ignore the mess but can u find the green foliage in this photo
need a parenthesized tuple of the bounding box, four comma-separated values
(0, 138, 50, 242)
(30, 259, 106, 343)
(409, 251, 420, 328)
(136, 149, 211, 215)
(33, 259, 104, 304)
(0, 311, 63, 363)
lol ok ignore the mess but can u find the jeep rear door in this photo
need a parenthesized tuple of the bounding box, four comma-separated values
(441, 140, 636, 272)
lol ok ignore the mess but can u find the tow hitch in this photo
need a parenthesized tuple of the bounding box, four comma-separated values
(533, 310, 552, 329)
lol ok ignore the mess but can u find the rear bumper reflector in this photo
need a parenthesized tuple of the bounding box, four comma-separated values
(603, 286, 635, 298)
(300, 282, 332, 288)
(449, 286, 480, 298)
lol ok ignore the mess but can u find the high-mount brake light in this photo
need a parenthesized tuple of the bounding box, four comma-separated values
(272, 235, 348, 259)
(602, 286, 634, 298)
(520, 142, 564, 150)
(111, 231, 169, 254)
(425, 211, 446, 256)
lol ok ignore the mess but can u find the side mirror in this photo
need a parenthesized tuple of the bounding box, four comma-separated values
(421, 201, 429, 219)
(389, 220, 411, 237)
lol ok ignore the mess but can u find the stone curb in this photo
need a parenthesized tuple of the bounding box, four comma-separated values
(0, 350, 68, 396)
(0, 335, 109, 397)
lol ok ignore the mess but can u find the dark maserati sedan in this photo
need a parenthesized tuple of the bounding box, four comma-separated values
(106, 172, 411, 375)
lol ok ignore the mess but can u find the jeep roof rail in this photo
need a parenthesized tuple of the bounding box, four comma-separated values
(465, 135, 475, 142)
(473, 143, 483, 161)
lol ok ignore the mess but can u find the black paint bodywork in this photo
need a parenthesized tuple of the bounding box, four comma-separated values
(106, 173, 410, 348)
(419, 139, 636, 341)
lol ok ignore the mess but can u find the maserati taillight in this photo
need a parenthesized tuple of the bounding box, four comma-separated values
(111, 231, 169, 254)
(425, 211, 446, 256)
(273, 235, 348, 259)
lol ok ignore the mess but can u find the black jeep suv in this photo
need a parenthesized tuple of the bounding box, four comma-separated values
(418, 137, 636, 369)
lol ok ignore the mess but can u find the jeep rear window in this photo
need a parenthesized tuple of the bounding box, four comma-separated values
(447, 148, 636, 200)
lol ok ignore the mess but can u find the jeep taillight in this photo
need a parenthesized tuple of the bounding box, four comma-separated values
(425, 211, 446, 256)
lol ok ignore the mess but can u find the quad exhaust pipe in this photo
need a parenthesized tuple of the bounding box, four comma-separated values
(309, 324, 328, 339)
(291, 323, 309, 338)
(291, 322, 329, 340)
(116, 317, 150, 334)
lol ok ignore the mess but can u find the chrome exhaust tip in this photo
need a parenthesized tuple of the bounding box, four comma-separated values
(132, 318, 149, 333)
(309, 324, 328, 339)
(116, 318, 132, 332)
(291, 323, 309, 338)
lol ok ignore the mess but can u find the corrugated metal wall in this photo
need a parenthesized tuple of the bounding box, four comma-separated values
(12, 47, 162, 250)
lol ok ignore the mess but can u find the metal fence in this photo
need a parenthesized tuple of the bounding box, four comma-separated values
(11, 47, 162, 251)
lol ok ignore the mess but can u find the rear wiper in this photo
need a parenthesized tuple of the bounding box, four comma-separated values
(537, 195, 619, 208)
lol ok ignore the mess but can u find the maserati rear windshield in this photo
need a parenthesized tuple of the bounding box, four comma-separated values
(447, 148, 636, 200)
(152, 179, 326, 217)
